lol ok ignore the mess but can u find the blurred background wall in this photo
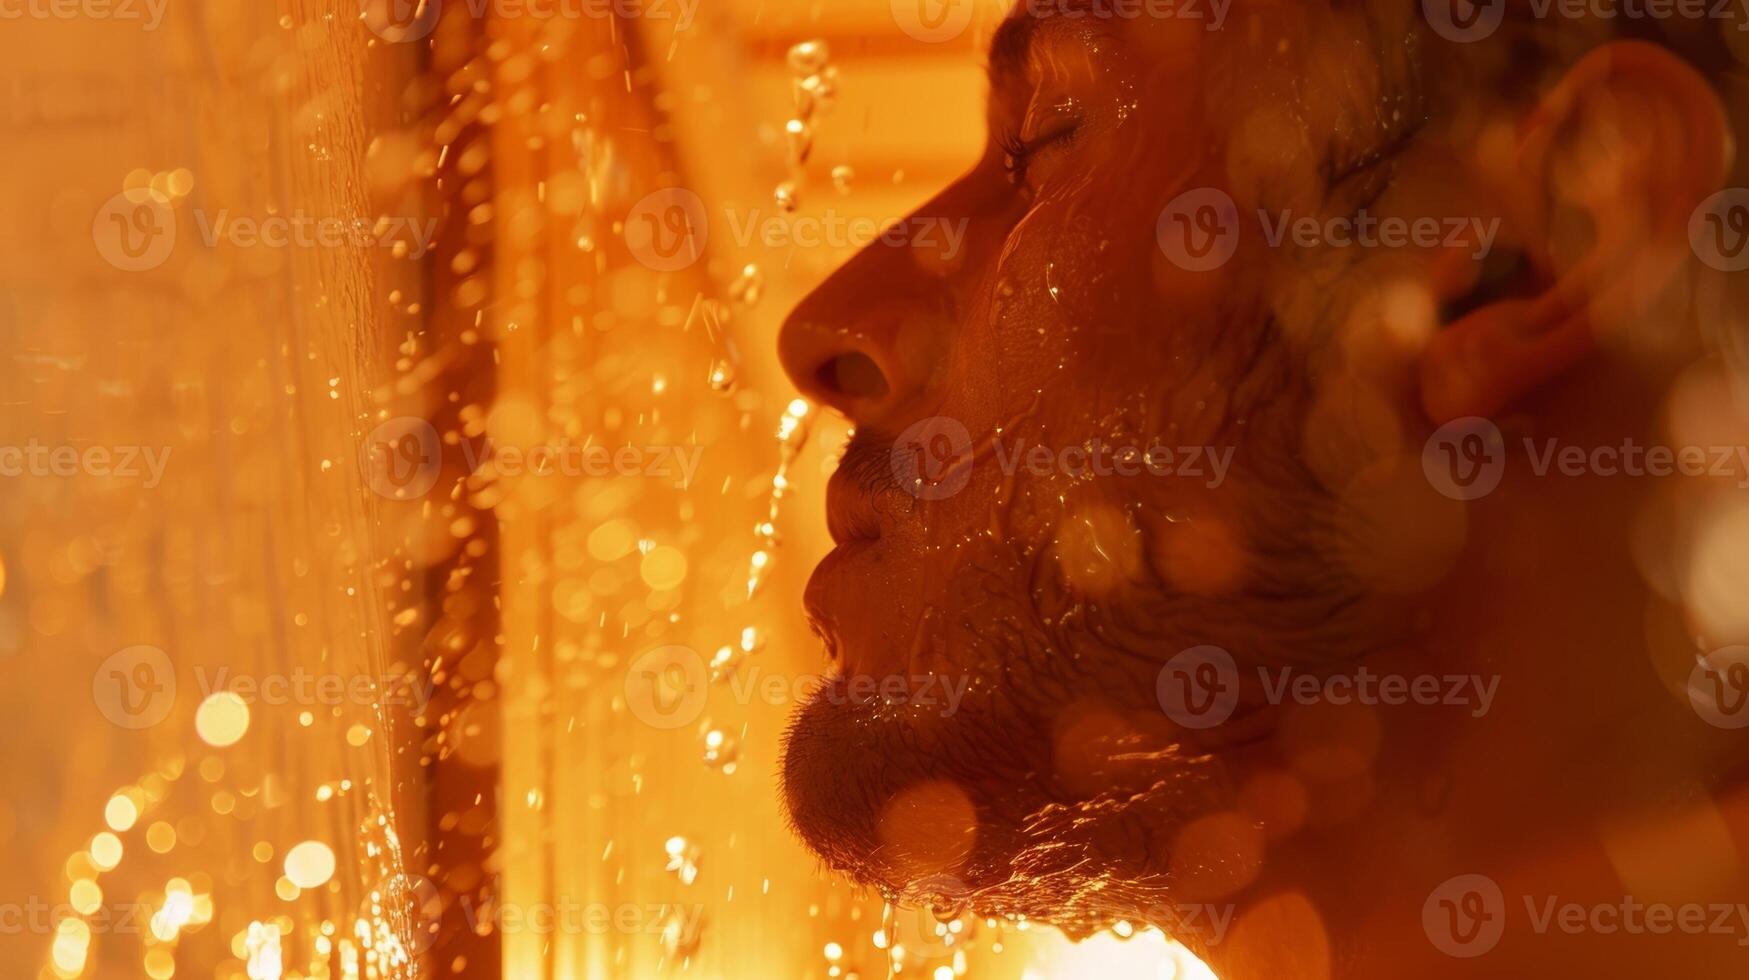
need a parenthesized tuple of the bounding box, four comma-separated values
(0, 1, 433, 978)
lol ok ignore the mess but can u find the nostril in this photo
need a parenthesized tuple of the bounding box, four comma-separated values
(815, 352, 890, 401)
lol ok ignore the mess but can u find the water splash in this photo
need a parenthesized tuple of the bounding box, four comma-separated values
(700, 726, 741, 774)
(775, 39, 839, 212)
(663, 835, 702, 886)
(708, 358, 738, 394)
(745, 399, 815, 601)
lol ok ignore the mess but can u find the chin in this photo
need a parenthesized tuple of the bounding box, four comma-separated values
(779, 660, 1231, 940)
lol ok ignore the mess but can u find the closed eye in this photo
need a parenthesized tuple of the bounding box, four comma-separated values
(999, 119, 1081, 189)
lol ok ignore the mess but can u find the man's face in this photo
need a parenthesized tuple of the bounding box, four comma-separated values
(778, 0, 1511, 936)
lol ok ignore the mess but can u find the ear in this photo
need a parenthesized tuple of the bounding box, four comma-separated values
(1420, 41, 1730, 425)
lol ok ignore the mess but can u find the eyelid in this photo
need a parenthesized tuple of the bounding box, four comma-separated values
(1021, 93, 1082, 144)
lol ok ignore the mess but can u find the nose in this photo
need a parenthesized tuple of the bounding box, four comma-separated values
(778, 295, 945, 426)
(780, 322, 894, 410)
(778, 315, 917, 424)
(777, 213, 958, 425)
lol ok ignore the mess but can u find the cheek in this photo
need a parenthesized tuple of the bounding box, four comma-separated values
(974, 200, 1163, 415)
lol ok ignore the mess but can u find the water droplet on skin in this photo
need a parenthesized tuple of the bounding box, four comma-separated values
(832, 165, 855, 194)
(774, 181, 798, 213)
(928, 893, 966, 924)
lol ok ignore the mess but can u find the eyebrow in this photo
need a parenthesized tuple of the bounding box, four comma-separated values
(987, 4, 1123, 84)
(987, 13, 1040, 82)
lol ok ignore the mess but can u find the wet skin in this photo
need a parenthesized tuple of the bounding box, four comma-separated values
(777, 2, 1746, 976)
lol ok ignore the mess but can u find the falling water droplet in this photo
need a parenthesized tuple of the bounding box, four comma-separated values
(775, 181, 799, 213)
(659, 903, 704, 960)
(832, 165, 855, 194)
(752, 520, 779, 550)
(799, 66, 839, 116)
(700, 727, 740, 774)
(708, 644, 743, 681)
(707, 359, 738, 394)
(787, 39, 830, 77)
(746, 400, 815, 599)
(878, 901, 898, 980)
(728, 263, 764, 305)
(663, 836, 702, 885)
(786, 118, 814, 168)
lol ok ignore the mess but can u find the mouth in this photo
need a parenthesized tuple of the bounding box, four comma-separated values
(803, 441, 900, 667)
(824, 450, 886, 546)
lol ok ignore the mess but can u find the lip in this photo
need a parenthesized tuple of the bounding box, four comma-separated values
(804, 466, 890, 666)
(803, 538, 877, 667)
(824, 463, 884, 545)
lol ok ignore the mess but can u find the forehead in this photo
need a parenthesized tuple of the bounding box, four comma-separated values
(987, 0, 1425, 165)
(986, 0, 1414, 88)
